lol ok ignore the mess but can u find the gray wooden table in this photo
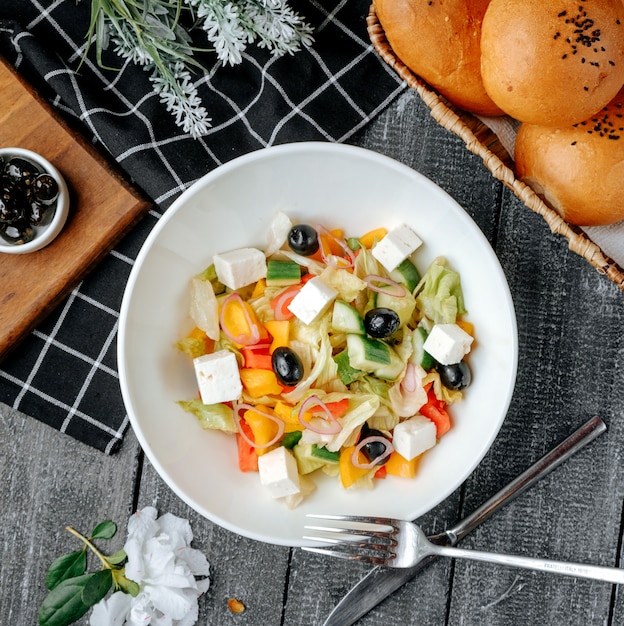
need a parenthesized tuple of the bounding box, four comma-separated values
(2, 89, 624, 626)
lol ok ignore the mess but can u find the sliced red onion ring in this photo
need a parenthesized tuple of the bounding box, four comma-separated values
(363, 274, 406, 298)
(317, 225, 356, 269)
(351, 435, 394, 469)
(401, 362, 418, 393)
(298, 395, 342, 435)
(272, 286, 300, 321)
(234, 402, 285, 449)
(220, 293, 262, 345)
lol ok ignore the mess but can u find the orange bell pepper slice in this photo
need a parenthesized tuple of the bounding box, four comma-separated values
(385, 450, 420, 478)
(243, 406, 281, 456)
(264, 319, 290, 353)
(359, 227, 388, 249)
(220, 294, 268, 346)
(339, 445, 371, 489)
(240, 368, 283, 398)
(236, 420, 259, 472)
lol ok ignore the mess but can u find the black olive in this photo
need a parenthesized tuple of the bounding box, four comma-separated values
(0, 191, 25, 224)
(4, 157, 40, 186)
(0, 154, 61, 246)
(364, 307, 401, 338)
(359, 427, 390, 465)
(0, 220, 34, 245)
(287, 224, 319, 256)
(33, 174, 59, 205)
(27, 196, 51, 226)
(437, 360, 472, 390)
(271, 346, 304, 386)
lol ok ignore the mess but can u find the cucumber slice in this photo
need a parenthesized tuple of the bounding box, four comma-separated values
(293, 443, 326, 474)
(346, 334, 391, 372)
(390, 258, 421, 293)
(281, 430, 302, 449)
(412, 326, 435, 370)
(311, 444, 340, 463)
(333, 349, 362, 385)
(331, 300, 365, 334)
(266, 259, 301, 286)
(375, 289, 416, 327)
(374, 347, 404, 381)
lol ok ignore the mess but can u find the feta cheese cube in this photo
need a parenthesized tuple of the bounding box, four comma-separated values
(193, 350, 242, 404)
(392, 415, 437, 461)
(371, 223, 423, 272)
(258, 447, 301, 499)
(287, 276, 338, 325)
(213, 247, 267, 291)
(422, 323, 474, 365)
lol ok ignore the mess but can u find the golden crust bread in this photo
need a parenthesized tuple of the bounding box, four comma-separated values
(481, 0, 624, 126)
(515, 89, 624, 226)
(374, 0, 503, 116)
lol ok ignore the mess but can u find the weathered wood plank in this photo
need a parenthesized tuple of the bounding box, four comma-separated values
(444, 190, 624, 625)
(0, 404, 140, 623)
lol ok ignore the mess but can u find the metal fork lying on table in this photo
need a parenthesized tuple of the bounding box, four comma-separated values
(304, 513, 624, 584)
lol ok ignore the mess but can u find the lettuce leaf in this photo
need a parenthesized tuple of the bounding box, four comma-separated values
(319, 266, 366, 302)
(415, 257, 466, 324)
(177, 399, 237, 433)
(189, 276, 220, 340)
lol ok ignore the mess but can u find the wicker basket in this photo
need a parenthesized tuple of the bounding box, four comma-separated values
(366, 4, 624, 292)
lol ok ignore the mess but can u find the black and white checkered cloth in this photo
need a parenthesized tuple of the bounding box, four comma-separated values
(0, 0, 405, 453)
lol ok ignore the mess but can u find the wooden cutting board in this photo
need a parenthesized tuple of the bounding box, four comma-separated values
(0, 57, 151, 362)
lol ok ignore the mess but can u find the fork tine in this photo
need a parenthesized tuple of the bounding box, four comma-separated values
(302, 514, 402, 567)
(303, 534, 395, 552)
(301, 545, 390, 567)
(303, 523, 396, 543)
(306, 513, 398, 527)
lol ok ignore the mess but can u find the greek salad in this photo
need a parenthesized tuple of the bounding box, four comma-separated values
(177, 211, 474, 508)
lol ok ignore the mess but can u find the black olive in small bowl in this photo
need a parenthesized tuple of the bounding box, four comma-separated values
(0, 147, 69, 254)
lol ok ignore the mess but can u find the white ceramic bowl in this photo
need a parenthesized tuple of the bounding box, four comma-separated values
(0, 147, 69, 254)
(118, 142, 518, 547)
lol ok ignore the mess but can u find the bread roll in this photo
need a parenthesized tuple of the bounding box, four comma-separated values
(514, 89, 624, 226)
(375, 0, 503, 116)
(481, 0, 624, 126)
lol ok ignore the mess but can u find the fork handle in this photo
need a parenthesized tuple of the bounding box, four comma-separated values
(432, 545, 624, 585)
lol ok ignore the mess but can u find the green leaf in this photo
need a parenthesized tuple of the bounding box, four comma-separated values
(106, 548, 127, 566)
(38, 574, 93, 626)
(81, 569, 113, 606)
(45, 550, 87, 591)
(91, 520, 117, 540)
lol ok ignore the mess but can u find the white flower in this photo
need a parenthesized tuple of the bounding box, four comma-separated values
(89, 507, 210, 626)
(90, 591, 132, 625)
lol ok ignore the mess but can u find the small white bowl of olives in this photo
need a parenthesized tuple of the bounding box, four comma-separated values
(0, 147, 70, 254)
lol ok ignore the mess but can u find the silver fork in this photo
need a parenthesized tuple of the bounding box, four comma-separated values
(304, 514, 624, 584)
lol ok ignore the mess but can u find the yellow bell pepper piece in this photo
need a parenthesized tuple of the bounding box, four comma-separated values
(243, 406, 280, 456)
(264, 319, 290, 353)
(240, 368, 282, 398)
(339, 446, 371, 489)
(319, 228, 345, 257)
(457, 319, 475, 337)
(251, 279, 266, 299)
(385, 450, 421, 478)
(359, 227, 388, 249)
(177, 327, 214, 358)
(273, 400, 301, 433)
(220, 297, 268, 346)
